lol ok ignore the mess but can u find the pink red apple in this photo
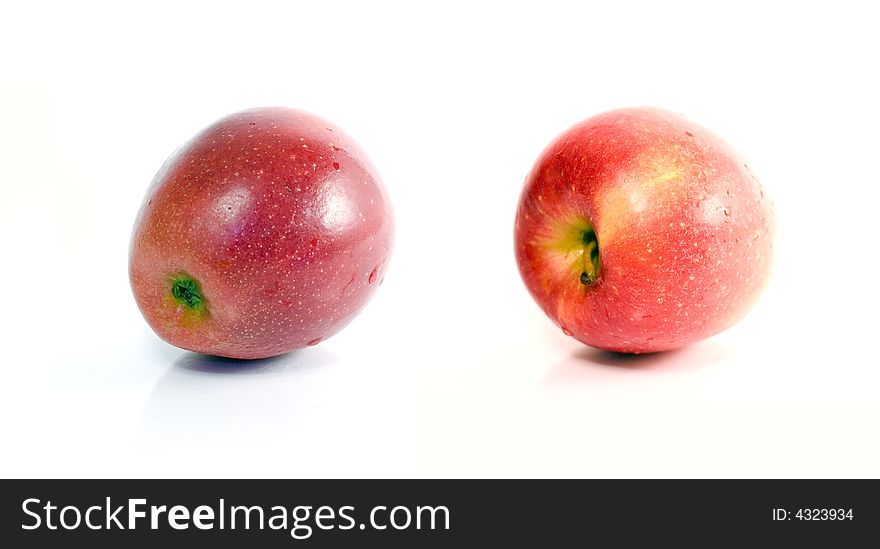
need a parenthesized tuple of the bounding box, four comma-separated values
(514, 107, 774, 353)
(130, 107, 393, 359)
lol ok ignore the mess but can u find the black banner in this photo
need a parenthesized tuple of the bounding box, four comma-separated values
(2, 480, 875, 546)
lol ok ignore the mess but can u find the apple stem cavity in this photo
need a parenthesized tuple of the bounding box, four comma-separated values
(580, 228, 600, 285)
(170, 272, 206, 312)
(540, 217, 602, 286)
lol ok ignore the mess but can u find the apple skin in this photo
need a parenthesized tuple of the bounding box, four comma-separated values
(130, 107, 393, 359)
(514, 107, 774, 353)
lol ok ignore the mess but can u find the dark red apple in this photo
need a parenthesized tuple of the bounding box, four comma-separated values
(130, 107, 393, 359)
(515, 107, 774, 353)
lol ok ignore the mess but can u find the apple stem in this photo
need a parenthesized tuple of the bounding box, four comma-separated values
(580, 229, 600, 285)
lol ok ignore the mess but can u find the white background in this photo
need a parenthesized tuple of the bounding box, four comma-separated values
(2, 0, 878, 478)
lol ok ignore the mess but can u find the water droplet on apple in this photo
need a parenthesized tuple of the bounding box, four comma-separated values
(562, 327, 573, 336)
(368, 267, 379, 284)
(307, 337, 322, 346)
(723, 208, 731, 216)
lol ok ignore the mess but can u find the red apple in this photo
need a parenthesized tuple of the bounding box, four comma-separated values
(514, 107, 774, 353)
(130, 107, 393, 359)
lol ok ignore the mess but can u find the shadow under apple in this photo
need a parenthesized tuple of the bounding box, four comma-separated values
(542, 338, 735, 388)
(172, 350, 317, 375)
(137, 346, 338, 452)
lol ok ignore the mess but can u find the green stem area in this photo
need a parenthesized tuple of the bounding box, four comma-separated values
(579, 227, 600, 285)
(170, 272, 206, 311)
(541, 216, 602, 288)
